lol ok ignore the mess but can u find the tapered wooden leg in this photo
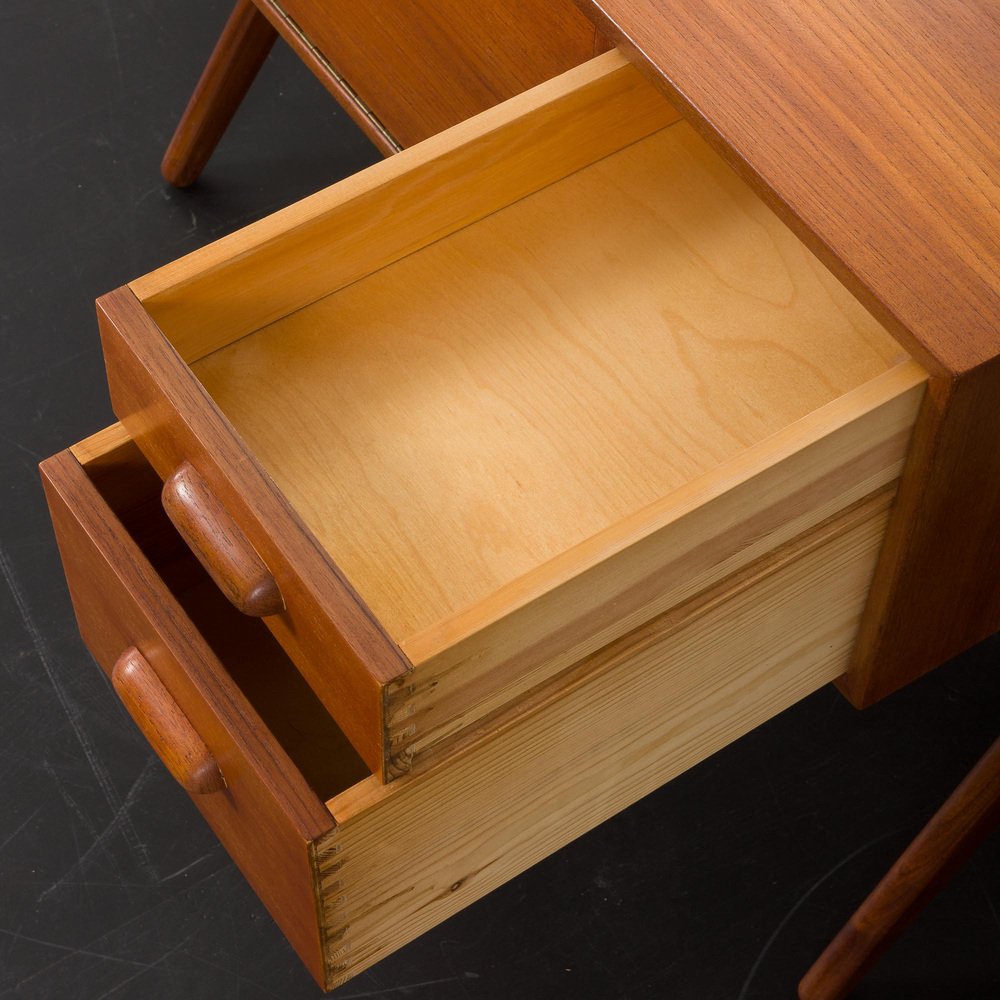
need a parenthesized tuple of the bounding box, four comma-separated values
(799, 735, 1000, 1000)
(161, 0, 278, 187)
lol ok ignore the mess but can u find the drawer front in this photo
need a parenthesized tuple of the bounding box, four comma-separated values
(40, 438, 336, 987)
(264, 0, 606, 148)
(97, 289, 410, 780)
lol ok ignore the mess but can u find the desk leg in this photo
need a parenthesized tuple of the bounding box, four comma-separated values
(161, 0, 277, 186)
(799, 734, 1000, 999)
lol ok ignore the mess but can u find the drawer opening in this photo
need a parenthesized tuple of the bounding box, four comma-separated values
(86, 437, 372, 801)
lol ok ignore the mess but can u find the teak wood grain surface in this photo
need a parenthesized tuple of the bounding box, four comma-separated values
(161, 0, 278, 186)
(96, 287, 411, 779)
(799, 730, 1000, 999)
(111, 646, 227, 796)
(260, 0, 607, 148)
(161, 461, 286, 618)
(162, 0, 608, 177)
(40, 444, 337, 986)
(573, 0, 1000, 703)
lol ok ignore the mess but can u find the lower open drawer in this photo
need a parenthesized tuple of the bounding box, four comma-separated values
(43, 424, 895, 989)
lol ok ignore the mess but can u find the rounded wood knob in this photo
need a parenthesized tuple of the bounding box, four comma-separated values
(112, 647, 225, 796)
(161, 461, 284, 617)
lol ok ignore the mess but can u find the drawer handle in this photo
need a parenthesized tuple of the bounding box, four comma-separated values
(112, 647, 226, 796)
(162, 461, 285, 617)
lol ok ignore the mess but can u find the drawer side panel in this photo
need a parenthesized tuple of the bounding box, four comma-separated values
(318, 491, 893, 986)
(391, 369, 923, 773)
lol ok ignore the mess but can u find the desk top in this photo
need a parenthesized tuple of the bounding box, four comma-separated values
(577, 0, 999, 376)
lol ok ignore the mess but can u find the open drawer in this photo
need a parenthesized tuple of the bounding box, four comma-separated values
(94, 49, 927, 780)
(43, 424, 899, 990)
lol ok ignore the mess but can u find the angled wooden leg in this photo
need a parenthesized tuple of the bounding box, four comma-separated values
(799, 734, 1000, 1000)
(161, 0, 278, 187)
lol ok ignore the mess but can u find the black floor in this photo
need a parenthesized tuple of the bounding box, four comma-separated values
(2, 2, 1000, 997)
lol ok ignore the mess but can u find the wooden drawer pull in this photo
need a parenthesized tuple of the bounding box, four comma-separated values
(162, 461, 284, 617)
(112, 647, 226, 795)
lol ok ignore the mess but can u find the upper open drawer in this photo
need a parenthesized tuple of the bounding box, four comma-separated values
(95, 50, 926, 780)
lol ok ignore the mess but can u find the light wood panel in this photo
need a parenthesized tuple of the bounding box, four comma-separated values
(131, 51, 679, 361)
(394, 365, 922, 770)
(317, 490, 893, 987)
(194, 119, 909, 645)
(69, 422, 132, 464)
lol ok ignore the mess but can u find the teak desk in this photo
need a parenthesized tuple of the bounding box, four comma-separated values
(41, 0, 999, 991)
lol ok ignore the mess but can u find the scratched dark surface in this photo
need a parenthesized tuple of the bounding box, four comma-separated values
(2, 1, 1000, 997)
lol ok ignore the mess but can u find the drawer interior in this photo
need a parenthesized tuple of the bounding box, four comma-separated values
(85, 434, 371, 803)
(192, 121, 908, 646)
(143, 62, 911, 648)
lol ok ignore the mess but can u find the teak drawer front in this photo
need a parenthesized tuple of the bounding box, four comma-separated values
(98, 51, 928, 781)
(39, 429, 349, 986)
(44, 424, 895, 990)
(98, 293, 408, 779)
